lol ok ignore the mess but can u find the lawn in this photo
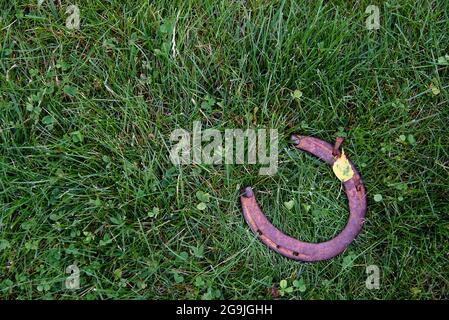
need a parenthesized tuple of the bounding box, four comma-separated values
(0, 0, 448, 299)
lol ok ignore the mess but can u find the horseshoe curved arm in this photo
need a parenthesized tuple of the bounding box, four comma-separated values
(240, 135, 367, 262)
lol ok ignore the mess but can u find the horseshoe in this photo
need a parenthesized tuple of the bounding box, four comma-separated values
(240, 134, 367, 262)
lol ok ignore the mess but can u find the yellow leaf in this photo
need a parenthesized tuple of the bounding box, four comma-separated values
(430, 83, 440, 96)
(332, 150, 354, 182)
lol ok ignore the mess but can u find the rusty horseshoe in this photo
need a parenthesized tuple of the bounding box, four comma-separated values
(240, 134, 367, 262)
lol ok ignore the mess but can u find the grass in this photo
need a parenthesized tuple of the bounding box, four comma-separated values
(0, 0, 448, 299)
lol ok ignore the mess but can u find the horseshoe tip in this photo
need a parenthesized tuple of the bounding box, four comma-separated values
(242, 187, 254, 198)
(290, 134, 301, 145)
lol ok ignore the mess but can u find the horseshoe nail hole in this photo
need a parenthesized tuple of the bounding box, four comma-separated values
(257, 229, 263, 236)
(292, 251, 299, 257)
(276, 245, 281, 249)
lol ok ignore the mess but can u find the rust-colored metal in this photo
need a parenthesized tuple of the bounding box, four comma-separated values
(240, 135, 367, 262)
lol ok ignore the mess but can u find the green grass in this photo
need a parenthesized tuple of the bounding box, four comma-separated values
(1, 0, 448, 299)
